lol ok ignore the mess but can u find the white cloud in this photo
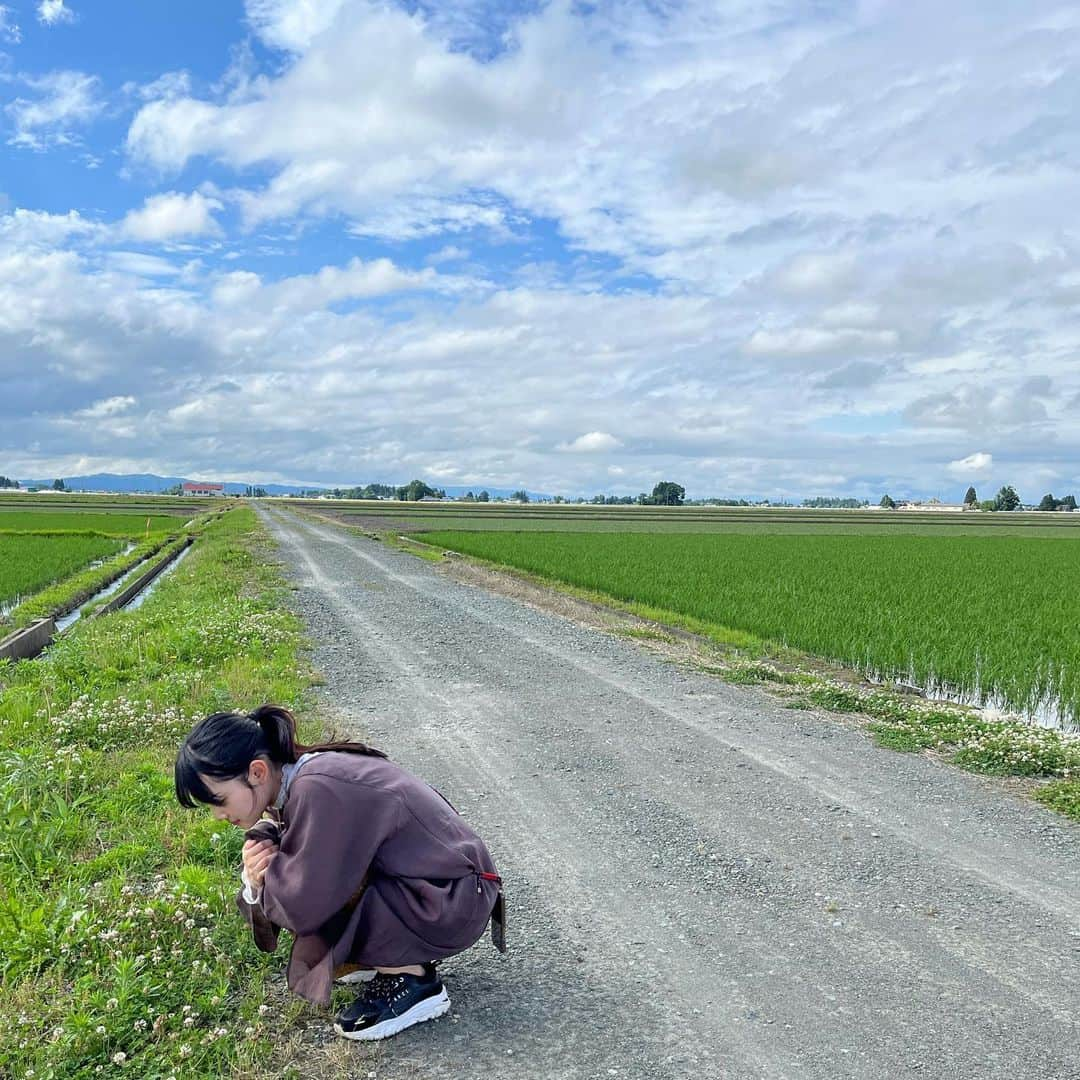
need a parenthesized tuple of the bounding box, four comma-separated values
(0, 4, 21, 42)
(7, 71, 101, 150)
(105, 252, 182, 277)
(38, 0, 75, 26)
(948, 452, 992, 475)
(210, 257, 449, 314)
(0, 208, 103, 247)
(120, 191, 222, 242)
(558, 432, 622, 453)
(744, 327, 899, 358)
(244, 0, 349, 52)
(76, 396, 136, 419)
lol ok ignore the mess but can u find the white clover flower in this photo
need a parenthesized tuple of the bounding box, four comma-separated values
(112, 1052, 126, 1065)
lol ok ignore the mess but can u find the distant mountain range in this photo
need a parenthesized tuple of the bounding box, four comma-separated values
(16, 473, 552, 500)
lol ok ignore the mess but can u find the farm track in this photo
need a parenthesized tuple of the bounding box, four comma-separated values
(256, 504, 1080, 1080)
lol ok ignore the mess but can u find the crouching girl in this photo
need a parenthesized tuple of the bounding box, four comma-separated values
(173, 704, 504, 1041)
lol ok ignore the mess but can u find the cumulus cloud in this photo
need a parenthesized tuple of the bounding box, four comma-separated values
(558, 432, 623, 453)
(948, 452, 992, 475)
(6, 70, 101, 149)
(38, 0, 75, 26)
(120, 191, 223, 241)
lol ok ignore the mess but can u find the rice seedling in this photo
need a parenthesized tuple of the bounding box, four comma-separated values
(0, 535, 123, 608)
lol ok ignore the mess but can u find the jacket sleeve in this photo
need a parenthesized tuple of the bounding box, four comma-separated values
(258, 773, 405, 937)
(236, 818, 284, 951)
(236, 887, 283, 952)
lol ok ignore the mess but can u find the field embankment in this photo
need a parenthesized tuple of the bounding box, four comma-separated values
(0, 507, 324, 1078)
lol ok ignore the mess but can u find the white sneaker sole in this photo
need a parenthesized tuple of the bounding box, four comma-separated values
(335, 969, 377, 985)
(333, 988, 450, 1042)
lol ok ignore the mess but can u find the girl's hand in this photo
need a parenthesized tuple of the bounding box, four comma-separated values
(242, 838, 279, 889)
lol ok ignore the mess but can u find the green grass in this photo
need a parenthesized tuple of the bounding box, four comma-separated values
(0, 535, 124, 608)
(1032, 780, 1080, 821)
(0, 508, 324, 1078)
(422, 529, 1080, 728)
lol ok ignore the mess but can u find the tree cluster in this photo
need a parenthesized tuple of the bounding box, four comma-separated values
(637, 481, 685, 506)
(1036, 492, 1077, 512)
(992, 485, 1021, 512)
(395, 479, 446, 501)
(0, 475, 20, 489)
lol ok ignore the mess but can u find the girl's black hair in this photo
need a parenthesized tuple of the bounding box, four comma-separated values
(174, 703, 387, 809)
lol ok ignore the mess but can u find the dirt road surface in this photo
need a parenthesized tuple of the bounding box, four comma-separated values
(256, 505, 1079, 1080)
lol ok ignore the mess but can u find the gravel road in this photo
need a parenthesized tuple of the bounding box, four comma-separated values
(256, 504, 1080, 1080)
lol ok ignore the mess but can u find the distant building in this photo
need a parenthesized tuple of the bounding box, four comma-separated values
(897, 501, 966, 512)
(181, 482, 225, 497)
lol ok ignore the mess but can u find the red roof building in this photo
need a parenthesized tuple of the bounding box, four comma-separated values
(181, 482, 225, 496)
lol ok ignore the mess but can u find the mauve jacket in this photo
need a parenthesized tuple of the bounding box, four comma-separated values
(236, 750, 501, 1006)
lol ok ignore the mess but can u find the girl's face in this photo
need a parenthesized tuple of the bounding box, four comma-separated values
(200, 757, 280, 829)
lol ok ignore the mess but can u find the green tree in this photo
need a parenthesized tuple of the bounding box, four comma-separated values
(993, 485, 1021, 512)
(477, 490, 490, 502)
(396, 479, 437, 501)
(1038, 493, 1058, 512)
(1061, 494, 1077, 511)
(52, 478, 67, 491)
(511, 489, 530, 503)
(0, 475, 19, 488)
(879, 494, 896, 509)
(963, 486, 977, 507)
(650, 481, 685, 506)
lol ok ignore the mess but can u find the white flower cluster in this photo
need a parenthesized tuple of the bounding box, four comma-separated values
(45, 694, 199, 752)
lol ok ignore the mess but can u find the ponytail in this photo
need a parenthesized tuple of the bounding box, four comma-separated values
(174, 703, 386, 809)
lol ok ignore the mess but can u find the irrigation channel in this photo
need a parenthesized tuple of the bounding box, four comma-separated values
(0, 537, 194, 661)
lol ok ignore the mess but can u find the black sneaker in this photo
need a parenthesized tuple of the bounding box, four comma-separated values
(333, 966, 450, 1041)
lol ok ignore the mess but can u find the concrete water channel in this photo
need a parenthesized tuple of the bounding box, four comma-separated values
(0, 536, 194, 662)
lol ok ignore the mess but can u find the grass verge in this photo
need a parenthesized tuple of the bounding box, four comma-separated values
(0, 507, 331, 1078)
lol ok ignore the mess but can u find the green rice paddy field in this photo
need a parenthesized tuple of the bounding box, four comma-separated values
(0, 535, 124, 607)
(421, 528, 1080, 727)
(0, 498, 216, 621)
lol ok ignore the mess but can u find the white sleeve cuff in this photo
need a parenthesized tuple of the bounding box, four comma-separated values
(240, 866, 261, 905)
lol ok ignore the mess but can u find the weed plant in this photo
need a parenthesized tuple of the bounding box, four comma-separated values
(0, 509, 317, 1078)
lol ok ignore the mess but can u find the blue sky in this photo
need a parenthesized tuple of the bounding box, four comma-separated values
(2, 0, 1079, 500)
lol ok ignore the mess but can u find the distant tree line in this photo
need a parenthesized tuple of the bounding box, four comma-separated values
(0, 475, 20, 488)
